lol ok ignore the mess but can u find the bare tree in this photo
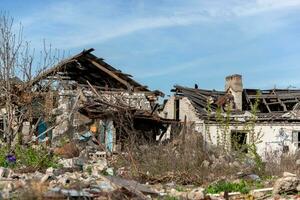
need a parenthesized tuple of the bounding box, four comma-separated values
(0, 13, 62, 149)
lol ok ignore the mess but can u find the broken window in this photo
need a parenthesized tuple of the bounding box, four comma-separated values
(292, 131, 300, 148)
(174, 98, 180, 121)
(231, 131, 247, 153)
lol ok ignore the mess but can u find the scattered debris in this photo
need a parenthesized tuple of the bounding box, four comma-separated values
(273, 172, 300, 195)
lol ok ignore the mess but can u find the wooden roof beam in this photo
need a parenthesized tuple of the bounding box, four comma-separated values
(87, 58, 131, 90)
(277, 98, 287, 111)
(263, 98, 272, 113)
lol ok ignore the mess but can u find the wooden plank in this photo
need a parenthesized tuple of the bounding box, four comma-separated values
(281, 100, 299, 103)
(263, 98, 272, 113)
(266, 102, 281, 105)
(87, 58, 130, 89)
(277, 98, 287, 111)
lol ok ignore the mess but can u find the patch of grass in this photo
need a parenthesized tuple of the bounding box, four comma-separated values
(0, 146, 9, 167)
(0, 145, 60, 170)
(15, 145, 60, 169)
(205, 180, 251, 194)
(175, 185, 186, 192)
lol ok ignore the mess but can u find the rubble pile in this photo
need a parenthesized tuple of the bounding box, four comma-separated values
(1, 141, 300, 200)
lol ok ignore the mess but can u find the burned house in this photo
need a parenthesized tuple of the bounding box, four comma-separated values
(17, 48, 172, 151)
(161, 74, 300, 157)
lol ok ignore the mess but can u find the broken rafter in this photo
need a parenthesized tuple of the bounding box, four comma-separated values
(86, 81, 129, 110)
(87, 58, 131, 90)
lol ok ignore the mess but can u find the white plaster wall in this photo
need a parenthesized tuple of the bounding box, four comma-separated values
(228, 88, 242, 111)
(161, 95, 300, 157)
(160, 96, 201, 122)
(203, 123, 300, 157)
(160, 96, 175, 119)
(179, 97, 201, 123)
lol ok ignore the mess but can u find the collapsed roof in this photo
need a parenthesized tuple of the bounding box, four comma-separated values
(25, 48, 163, 96)
(173, 85, 300, 122)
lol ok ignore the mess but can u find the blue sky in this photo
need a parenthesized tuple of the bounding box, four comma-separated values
(1, 0, 300, 96)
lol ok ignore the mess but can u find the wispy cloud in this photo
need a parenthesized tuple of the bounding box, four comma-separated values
(18, 0, 300, 49)
(2, 0, 300, 93)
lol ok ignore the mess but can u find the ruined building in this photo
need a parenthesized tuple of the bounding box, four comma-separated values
(13, 48, 173, 151)
(161, 74, 300, 157)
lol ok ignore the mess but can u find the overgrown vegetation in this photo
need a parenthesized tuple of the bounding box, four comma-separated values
(0, 145, 60, 170)
(113, 91, 274, 187)
(114, 130, 245, 185)
(205, 180, 264, 194)
(205, 180, 251, 194)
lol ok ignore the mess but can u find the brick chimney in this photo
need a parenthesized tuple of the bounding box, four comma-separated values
(225, 74, 243, 111)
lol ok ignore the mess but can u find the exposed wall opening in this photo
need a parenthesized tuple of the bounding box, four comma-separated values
(174, 98, 180, 121)
(292, 131, 300, 148)
(231, 131, 247, 153)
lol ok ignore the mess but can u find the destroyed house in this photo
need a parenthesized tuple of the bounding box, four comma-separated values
(18, 48, 172, 151)
(161, 74, 300, 156)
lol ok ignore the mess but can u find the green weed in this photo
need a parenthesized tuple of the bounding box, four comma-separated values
(205, 180, 251, 194)
(0, 145, 60, 170)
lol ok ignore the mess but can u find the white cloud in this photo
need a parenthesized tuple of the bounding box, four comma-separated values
(19, 0, 300, 49)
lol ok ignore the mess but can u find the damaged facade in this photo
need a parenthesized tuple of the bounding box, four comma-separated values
(10, 48, 172, 151)
(161, 74, 300, 157)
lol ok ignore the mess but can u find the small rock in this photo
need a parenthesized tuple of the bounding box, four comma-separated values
(0, 167, 12, 178)
(58, 158, 74, 168)
(250, 188, 273, 199)
(40, 174, 51, 183)
(84, 160, 107, 176)
(210, 154, 216, 162)
(94, 180, 115, 192)
(187, 187, 205, 200)
(106, 167, 114, 176)
(201, 160, 210, 168)
(218, 156, 226, 163)
(283, 172, 297, 177)
(247, 174, 261, 181)
(273, 173, 300, 194)
(296, 159, 300, 166)
(165, 181, 176, 188)
(169, 188, 185, 198)
(59, 177, 71, 185)
(232, 161, 240, 168)
(46, 167, 54, 175)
